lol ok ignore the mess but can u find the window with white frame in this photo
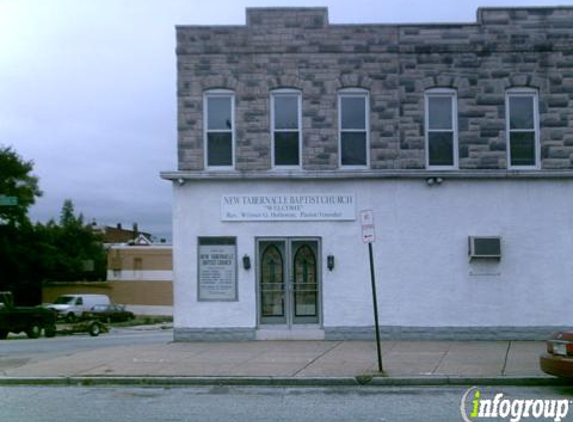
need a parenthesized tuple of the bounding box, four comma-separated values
(425, 89, 458, 168)
(204, 91, 234, 168)
(271, 90, 301, 167)
(506, 89, 539, 168)
(339, 90, 369, 167)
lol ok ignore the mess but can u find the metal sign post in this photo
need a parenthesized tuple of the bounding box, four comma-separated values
(360, 210, 383, 373)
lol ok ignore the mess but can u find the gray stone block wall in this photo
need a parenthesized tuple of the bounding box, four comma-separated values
(173, 326, 567, 341)
(325, 326, 570, 341)
(176, 7, 573, 172)
(174, 328, 256, 341)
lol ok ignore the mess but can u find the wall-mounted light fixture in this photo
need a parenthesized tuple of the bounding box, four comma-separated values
(177, 178, 186, 186)
(327, 255, 335, 271)
(426, 177, 443, 186)
(242, 254, 251, 270)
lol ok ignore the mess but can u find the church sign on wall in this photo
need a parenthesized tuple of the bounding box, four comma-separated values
(221, 193, 356, 222)
(198, 237, 237, 301)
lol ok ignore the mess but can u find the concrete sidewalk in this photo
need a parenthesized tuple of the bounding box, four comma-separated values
(0, 335, 559, 385)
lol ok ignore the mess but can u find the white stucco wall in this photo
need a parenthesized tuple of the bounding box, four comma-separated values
(172, 178, 573, 332)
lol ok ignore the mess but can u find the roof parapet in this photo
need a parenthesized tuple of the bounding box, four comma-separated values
(246, 7, 328, 29)
(477, 6, 573, 26)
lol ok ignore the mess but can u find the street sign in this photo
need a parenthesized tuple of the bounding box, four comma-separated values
(362, 227, 375, 243)
(0, 196, 18, 206)
(360, 209, 375, 243)
(360, 209, 374, 225)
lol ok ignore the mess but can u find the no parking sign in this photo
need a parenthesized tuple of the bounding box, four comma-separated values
(360, 209, 375, 243)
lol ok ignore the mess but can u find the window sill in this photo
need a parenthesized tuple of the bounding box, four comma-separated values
(162, 168, 573, 181)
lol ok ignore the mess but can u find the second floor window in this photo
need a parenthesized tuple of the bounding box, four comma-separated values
(506, 89, 539, 168)
(425, 89, 458, 168)
(339, 90, 369, 167)
(272, 90, 301, 167)
(205, 91, 234, 168)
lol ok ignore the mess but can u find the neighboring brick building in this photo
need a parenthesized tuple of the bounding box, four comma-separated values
(106, 244, 173, 315)
(91, 223, 152, 244)
(43, 244, 173, 316)
(162, 7, 573, 341)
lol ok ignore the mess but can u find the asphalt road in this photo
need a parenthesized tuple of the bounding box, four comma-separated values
(1, 385, 572, 422)
(0, 328, 172, 371)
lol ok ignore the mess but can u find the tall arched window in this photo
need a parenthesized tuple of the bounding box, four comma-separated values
(204, 89, 234, 168)
(271, 89, 302, 167)
(506, 88, 540, 169)
(293, 245, 316, 285)
(293, 245, 317, 317)
(425, 88, 458, 169)
(338, 88, 369, 167)
(261, 245, 284, 317)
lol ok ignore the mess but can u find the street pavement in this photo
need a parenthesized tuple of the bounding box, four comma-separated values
(5, 385, 571, 422)
(0, 326, 563, 385)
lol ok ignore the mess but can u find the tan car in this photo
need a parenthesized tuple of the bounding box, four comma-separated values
(540, 331, 573, 378)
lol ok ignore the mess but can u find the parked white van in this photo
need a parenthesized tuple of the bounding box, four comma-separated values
(46, 294, 111, 321)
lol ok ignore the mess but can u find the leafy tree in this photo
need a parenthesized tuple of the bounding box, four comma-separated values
(0, 147, 43, 303)
(60, 199, 81, 227)
(0, 220, 44, 304)
(44, 199, 107, 282)
(0, 147, 106, 304)
(0, 146, 42, 225)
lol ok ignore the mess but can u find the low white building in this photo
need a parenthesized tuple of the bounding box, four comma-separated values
(162, 7, 573, 340)
(162, 177, 572, 340)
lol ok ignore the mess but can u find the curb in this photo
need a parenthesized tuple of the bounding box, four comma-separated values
(0, 376, 567, 387)
(367, 376, 570, 387)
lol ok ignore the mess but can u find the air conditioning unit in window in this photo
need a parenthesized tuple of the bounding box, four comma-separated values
(468, 236, 501, 260)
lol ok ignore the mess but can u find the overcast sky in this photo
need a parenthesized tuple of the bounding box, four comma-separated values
(1, 0, 571, 240)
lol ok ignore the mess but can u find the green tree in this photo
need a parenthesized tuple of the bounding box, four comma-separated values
(60, 199, 81, 227)
(43, 199, 106, 282)
(0, 148, 107, 303)
(0, 220, 45, 304)
(0, 146, 44, 303)
(0, 146, 42, 225)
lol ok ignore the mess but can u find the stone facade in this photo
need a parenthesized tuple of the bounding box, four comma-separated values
(176, 7, 573, 172)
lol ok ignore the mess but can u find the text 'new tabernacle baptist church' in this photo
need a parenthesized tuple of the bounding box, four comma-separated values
(221, 194, 356, 221)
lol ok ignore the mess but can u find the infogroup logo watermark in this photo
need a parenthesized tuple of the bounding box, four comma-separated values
(460, 387, 571, 422)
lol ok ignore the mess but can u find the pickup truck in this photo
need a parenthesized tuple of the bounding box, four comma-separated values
(0, 291, 57, 339)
